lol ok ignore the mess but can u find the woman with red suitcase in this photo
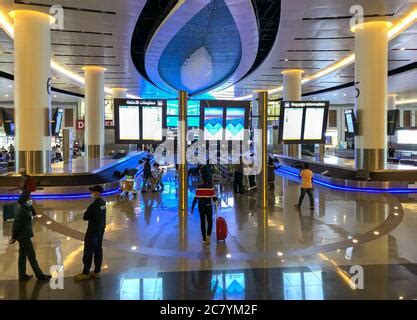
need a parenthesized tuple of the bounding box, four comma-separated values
(191, 175, 220, 245)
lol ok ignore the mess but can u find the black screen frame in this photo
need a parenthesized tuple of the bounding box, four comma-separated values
(344, 109, 358, 135)
(387, 109, 400, 136)
(114, 99, 167, 145)
(278, 101, 330, 144)
(51, 108, 64, 137)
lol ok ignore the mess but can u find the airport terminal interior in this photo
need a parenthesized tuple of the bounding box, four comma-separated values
(0, 0, 417, 301)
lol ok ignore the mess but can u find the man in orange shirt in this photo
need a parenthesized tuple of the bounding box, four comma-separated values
(295, 163, 315, 210)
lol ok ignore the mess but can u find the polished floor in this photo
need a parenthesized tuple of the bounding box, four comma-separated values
(1, 168, 417, 300)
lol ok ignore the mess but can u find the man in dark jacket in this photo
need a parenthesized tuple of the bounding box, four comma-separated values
(191, 176, 219, 245)
(74, 185, 107, 281)
(233, 157, 244, 194)
(9, 193, 51, 281)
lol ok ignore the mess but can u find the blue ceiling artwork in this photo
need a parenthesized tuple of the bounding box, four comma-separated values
(157, 0, 242, 95)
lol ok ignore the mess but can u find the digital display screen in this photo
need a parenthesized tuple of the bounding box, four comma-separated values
(142, 106, 163, 141)
(188, 101, 200, 116)
(344, 110, 355, 134)
(397, 130, 417, 145)
(282, 106, 304, 141)
(167, 116, 178, 127)
(119, 105, 140, 141)
(167, 100, 178, 116)
(304, 108, 325, 140)
(188, 117, 200, 127)
(166, 100, 200, 116)
(225, 108, 245, 141)
(204, 107, 224, 140)
(55, 110, 63, 135)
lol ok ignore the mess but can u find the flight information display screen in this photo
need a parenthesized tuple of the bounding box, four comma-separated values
(204, 107, 224, 140)
(114, 99, 166, 144)
(397, 129, 417, 145)
(142, 106, 163, 141)
(282, 105, 304, 141)
(118, 105, 140, 141)
(279, 101, 329, 144)
(225, 108, 245, 141)
(304, 107, 326, 141)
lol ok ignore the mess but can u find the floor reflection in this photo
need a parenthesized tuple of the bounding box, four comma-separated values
(0, 168, 417, 300)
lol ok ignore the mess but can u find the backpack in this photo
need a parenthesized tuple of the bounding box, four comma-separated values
(25, 177, 37, 192)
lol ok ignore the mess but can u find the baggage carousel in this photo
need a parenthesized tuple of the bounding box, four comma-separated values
(274, 155, 417, 192)
(0, 152, 148, 199)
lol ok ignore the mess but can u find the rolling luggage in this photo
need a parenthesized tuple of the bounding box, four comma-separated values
(216, 207, 228, 242)
(3, 193, 17, 221)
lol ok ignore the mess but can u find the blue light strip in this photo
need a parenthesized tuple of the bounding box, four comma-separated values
(276, 167, 417, 194)
(0, 189, 120, 201)
(0, 164, 147, 201)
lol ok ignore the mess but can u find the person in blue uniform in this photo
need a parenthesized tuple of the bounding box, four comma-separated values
(74, 185, 107, 281)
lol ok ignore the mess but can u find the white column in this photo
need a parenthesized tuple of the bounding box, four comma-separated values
(12, 10, 52, 173)
(282, 69, 304, 158)
(83, 66, 105, 158)
(112, 88, 127, 99)
(352, 21, 391, 171)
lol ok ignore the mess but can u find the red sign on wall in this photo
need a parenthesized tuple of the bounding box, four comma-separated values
(76, 120, 114, 130)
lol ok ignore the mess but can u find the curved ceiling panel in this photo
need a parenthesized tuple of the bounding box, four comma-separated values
(145, 0, 259, 96)
(158, 0, 242, 94)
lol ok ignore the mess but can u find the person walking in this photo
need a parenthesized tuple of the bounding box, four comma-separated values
(200, 160, 213, 186)
(74, 186, 107, 281)
(9, 193, 52, 281)
(233, 157, 244, 194)
(295, 163, 315, 210)
(191, 176, 219, 245)
(141, 158, 152, 193)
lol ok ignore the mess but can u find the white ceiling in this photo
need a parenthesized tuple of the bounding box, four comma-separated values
(1, 0, 417, 104)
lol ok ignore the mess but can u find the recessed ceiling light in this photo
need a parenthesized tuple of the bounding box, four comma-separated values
(352, 239, 359, 244)
(344, 94, 347, 96)
(131, 246, 137, 251)
(226, 254, 232, 259)
(334, 93, 337, 96)
(54, 95, 57, 98)
(8, 85, 12, 88)
(5, 94, 9, 97)
(284, 59, 289, 62)
(400, 48, 406, 51)
(373, 231, 380, 236)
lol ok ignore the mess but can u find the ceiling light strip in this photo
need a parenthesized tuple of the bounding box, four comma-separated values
(0, 11, 139, 99)
(234, 7, 417, 100)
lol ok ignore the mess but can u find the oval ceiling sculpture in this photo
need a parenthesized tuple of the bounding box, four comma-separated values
(144, 0, 259, 96)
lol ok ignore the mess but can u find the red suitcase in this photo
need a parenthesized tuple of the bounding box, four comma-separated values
(216, 216, 228, 242)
